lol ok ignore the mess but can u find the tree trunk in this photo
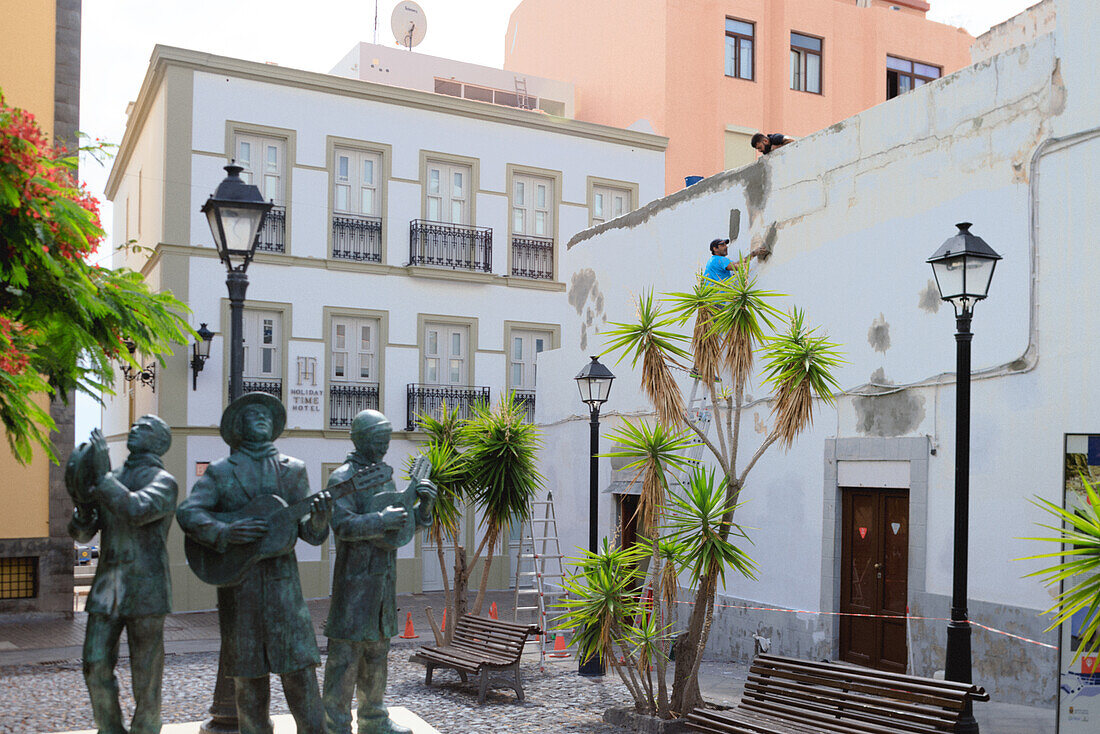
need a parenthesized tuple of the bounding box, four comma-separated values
(669, 572, 713, 715)
(449, 544, 467, 644)
(436, 532, 452, 619)
(684, 570, 719, 713)
(472, 524, 499, 615)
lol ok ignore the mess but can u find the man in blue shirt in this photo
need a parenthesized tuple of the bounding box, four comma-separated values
(704, 238, 767, 283)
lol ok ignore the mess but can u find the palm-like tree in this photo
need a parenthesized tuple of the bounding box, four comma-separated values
(1022, 475, 1100, 659)
(601, 419, 698, 716)
(602, 256, 843, 715)
(461, 392, 545, 615)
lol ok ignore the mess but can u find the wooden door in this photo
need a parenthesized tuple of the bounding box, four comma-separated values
(840, 488, 909, 672)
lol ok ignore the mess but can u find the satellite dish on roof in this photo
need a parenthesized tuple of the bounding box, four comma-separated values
(391, 1, 427, 50)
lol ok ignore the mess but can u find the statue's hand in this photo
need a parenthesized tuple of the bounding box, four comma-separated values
(308, 491, 332, 532)
(415, 479, 437, 506)
(226, 518, 268, 544)
(380, 505, 408, 531)
(89, 428, 111, 481)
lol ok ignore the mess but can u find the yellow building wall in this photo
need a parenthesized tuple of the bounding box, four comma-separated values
(0, 394, 52, 538)
(0, 0, 56, 541)
(0, 0, 56, 136)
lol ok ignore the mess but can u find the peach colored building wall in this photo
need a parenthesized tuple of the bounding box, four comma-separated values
(506, 0, 973, 193)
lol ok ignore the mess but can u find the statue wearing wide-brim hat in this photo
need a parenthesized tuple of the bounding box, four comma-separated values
(219, 391, 286, 448)
(177, 390, 330, 731)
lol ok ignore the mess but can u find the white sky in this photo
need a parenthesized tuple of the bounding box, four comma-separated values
(73, 0, 1041, 435)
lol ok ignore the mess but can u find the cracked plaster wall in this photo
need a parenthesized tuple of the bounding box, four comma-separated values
(538, 3, 1100, 704)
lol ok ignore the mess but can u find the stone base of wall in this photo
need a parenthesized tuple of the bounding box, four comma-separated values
(0, 537, 74, 615)
(696, 590, 1056, 709)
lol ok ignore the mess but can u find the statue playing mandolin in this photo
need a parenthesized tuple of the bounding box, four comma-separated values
(322, 409, 436, 734)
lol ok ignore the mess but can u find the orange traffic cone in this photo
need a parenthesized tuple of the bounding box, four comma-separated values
(489, 602, 498, 619)
(399, 611, 418, 639)
(549, 632, 570, 658)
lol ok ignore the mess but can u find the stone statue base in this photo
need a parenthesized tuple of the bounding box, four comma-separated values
(56, 707, 441, 734)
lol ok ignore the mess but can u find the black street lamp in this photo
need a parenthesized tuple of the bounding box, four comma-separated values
(190, 323, 215, 390)
(199, 163, 271, 734)
(202, 162, 272, 403)
(927, 222, 1001, 734)
(574, 355, 615, 677)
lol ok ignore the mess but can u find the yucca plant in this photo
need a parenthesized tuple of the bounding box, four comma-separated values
(603, 289, 691, 426)
(411, 401, 470, 642)
(555, 540, 673, 715)
(762, 308, 844, 448)
(601, 253, 843, 715)
(1021, 476, 1100, 660)
(599, 418, 699, 716)
(461, 392, 545, 615)
(665, 467, 757, 705)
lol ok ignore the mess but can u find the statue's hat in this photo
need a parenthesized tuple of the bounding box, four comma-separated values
(220, 392, 286, 447)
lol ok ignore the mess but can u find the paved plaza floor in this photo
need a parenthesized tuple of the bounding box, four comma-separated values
(0, 589, 1056, 733)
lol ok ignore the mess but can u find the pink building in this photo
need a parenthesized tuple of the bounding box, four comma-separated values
(505, 0, 973, 193)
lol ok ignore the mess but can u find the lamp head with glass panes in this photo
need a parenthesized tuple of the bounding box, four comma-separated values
(926, 222, 1002, 317)
(575, 355, 616, 408)
(202, 162, 273, 273)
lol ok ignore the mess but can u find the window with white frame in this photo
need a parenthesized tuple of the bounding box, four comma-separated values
(333, 148, 381, 217)
(790, 32, 823, 94)
(423, 322, 469, 386)
(511, 173, 554, 239)
(234, 133, 286, 204)
(591, 184, 632, 226)
(242, 309, 281, 381)
(509, 330, 551, 391)
(425, 160, 471, 225)
(331, 316, 379, 384)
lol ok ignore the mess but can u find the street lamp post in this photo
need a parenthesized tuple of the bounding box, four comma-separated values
(927, 222, 1001, 734)
(198, 162, 271, 734)
(202, 162, 272, 402)
(574, 355, 615, 677)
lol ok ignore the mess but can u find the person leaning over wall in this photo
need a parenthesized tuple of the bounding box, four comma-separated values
(750, 132, 795, 155)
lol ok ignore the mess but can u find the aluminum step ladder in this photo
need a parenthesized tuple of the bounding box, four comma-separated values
(512, 491, 567, 669)
(514, 76, 532, 110)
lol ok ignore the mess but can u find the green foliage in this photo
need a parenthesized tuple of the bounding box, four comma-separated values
(601, 419, 698, 531)
(405, 440, 465, 543)
(1022, 475, 1100, 660)
(603, 289, 692, 368)
(664, 467, 757, 587)
(0, 92, 192, 462)
(461, 392, 545, 533)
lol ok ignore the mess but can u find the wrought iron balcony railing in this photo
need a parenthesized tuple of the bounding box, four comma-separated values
(332, 214, 382, 262)
(237, 378, 283, 399)
(510, 235, 553, 279)
(511, 389, 536, 422)
(409, 219, 492, 272)
(256, 205, 286, 253)
(329, 383, 380, 429)
(406, 383, 490, 431)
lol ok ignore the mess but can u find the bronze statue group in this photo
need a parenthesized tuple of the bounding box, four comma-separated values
(66, 393, 436, 734)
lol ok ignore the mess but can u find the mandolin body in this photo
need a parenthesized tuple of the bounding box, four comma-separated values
(184, 494, 301, 587)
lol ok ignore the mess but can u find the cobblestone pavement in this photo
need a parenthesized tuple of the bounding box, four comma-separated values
(0, 649, 635, 734)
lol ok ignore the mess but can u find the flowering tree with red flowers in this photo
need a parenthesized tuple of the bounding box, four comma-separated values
(0, 92, 191, 463)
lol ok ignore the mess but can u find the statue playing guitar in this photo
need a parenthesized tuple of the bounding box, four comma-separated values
(322, 409, 436, 734)
(177, 392, 332, 734)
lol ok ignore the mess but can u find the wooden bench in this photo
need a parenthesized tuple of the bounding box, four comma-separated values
(686, 654, 990, 734)
(409, 614, 540, 704)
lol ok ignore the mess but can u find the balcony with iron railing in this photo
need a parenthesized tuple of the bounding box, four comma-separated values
(255, 206, 286, 254)
(406, 383, 491, 431)
(329, 383, 380, 429)
(510, 235, 553, 279)
(332, 214, 382, 262)
(511, 389, 536, 422)
(236, 378, 283, 399)
(409, 219, 492, 272)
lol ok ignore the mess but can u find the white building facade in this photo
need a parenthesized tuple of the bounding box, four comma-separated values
(103, 45, 665, 612)
(532, 0, 1097, 709)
